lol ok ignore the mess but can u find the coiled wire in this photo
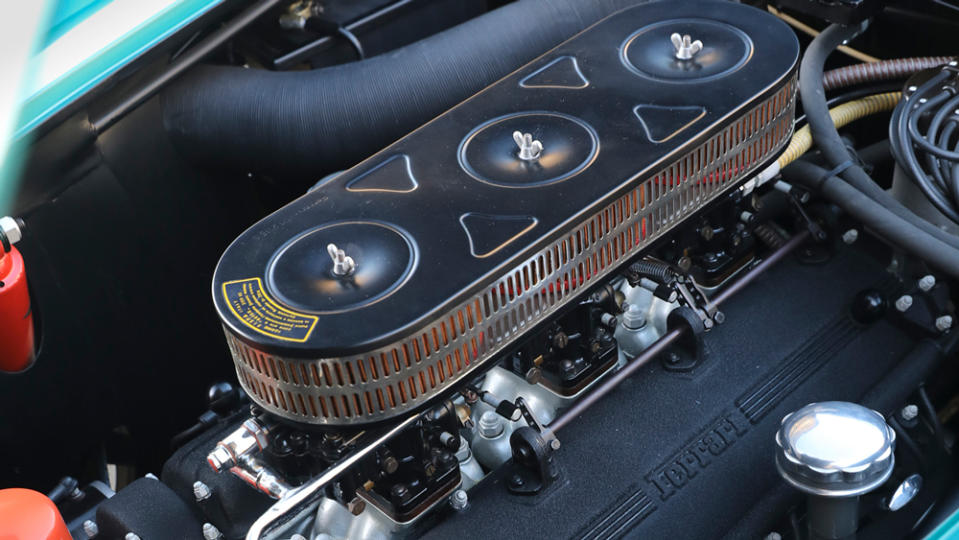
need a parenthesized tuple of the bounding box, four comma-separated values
(890, 67, 959, 224)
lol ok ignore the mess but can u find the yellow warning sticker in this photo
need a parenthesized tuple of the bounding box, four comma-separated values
(222, 278, 318, 342)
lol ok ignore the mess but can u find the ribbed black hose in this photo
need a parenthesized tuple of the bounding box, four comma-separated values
(822, 57, 953, 91)
(162, 0, 647, 179)
(800, 23, 959, 250)
(782, 160, 959, 279)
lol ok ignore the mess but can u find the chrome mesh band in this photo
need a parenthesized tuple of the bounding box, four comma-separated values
(226, 78, 797, 426)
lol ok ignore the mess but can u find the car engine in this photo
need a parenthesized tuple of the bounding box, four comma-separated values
(3, 0, 959, 539)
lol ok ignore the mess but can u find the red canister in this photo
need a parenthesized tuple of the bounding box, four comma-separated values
(0, 243, 34, 372)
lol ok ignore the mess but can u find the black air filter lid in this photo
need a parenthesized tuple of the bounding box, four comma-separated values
(213, 0, 798, 358)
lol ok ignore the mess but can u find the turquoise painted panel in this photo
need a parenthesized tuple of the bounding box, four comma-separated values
(16, 0, 223, 139)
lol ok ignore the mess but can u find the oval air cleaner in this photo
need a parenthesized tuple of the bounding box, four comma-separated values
(213, 0, 799, 426)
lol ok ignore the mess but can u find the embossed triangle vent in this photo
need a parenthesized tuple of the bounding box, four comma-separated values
(346, 154, 418, 193)
(520, 56, 589, 90)
(459, 213, 538, 258)
(633, 104, 707, 143)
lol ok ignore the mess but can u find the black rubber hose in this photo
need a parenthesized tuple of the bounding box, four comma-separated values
(860, 332, 959, 415)
(47, 476, 79, 504)
(800, 24, 959, 248)
(162, 0, 646, 179)
(856, 138, 892, 166)
(782, 160, 959, 279)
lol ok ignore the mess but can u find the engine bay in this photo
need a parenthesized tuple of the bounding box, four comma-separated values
(3, 0, 959, 539)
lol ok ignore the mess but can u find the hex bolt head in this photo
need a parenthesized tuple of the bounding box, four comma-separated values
(82, 520, 99, 538)
(381, 455, 399, 475)
(842, 229, 859, 245)
(0, 216, 23, 245)
(202, 523, 223, 540)
(622, 303, 647, 330)
(450, 489, 469, 511)
(125, 534, 141, 540)
(919, 275, 936, 292)
(207, 446, 233, 472)
(936, 315, 953, 332)
(347, 497, 366, 516)
(895, 295, 913, 312)
(193, 481, 212, 502)
(390, 483, 410, 503)
(550, 439, 561, 451)
(901, 404, 919, 422)
(478, 410, 505, 438)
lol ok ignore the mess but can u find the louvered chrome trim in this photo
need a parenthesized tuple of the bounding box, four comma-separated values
(227, 78, 797, 426)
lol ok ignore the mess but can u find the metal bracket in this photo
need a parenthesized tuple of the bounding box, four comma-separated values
(624, 258, 722, 330)
(786, 191, 827, 242)
(506, 397, 561, 495)
(673, 276, 724, 330)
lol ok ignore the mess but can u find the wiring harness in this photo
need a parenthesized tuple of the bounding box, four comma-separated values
(890, 64, 959, 224)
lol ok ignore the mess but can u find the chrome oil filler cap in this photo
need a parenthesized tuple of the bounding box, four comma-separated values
(776, 401, 895, 498)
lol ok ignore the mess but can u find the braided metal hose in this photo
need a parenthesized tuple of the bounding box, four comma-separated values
(823, 57, 953, 91)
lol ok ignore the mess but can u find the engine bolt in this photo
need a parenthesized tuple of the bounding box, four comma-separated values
(125, 534, 141, 540)
(895, 295, 913, 312)
(622, 303, 647, 330)
(391, 483, 410, 503)
(900, 404, 919, 422)
(347, 497, 366, 516)
(381, 455, 399, 475)
(202, 523, 223, 540)
(919, 275, 936, 292)
(82, 520, 99, 538)
(450, 489, 469, 511)
(478, 410, 505, 438)
(936, 315, 953, 332)
(600, 312, 618, 328)
(193, 481, 212, 502)
(439, 431, 457, 449)
(510, 474, 525, 488)
(842, 229, 858, 244)
(560, 358, 578, 380)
